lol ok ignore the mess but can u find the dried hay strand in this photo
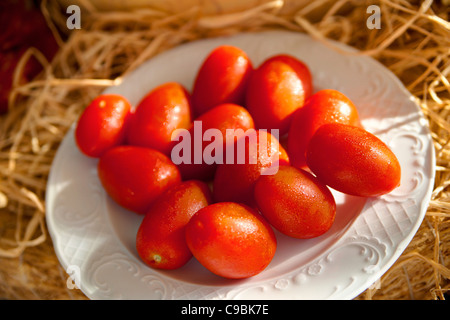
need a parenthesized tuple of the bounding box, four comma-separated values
(0, 0, 449, 300)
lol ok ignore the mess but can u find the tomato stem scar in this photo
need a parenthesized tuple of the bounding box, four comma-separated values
(152, 254, 162, 263)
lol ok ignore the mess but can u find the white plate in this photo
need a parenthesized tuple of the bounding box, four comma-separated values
(46, 31, 435, 300)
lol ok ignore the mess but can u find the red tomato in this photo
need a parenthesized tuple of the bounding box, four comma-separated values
(191, 45, 253, 116)
(97, 145, 181, 214)
(245, 54, 312, 135)
(213, 130, 290, 207)
(0, 0, 58, 114)
(126, 82, 192, 156)
(287, 89, 361, 169)
(185, 202, 277, 279)
(254, 165, 336, 239)
(306, 123, 401, 197)
(174, 103, 255, 181)
(136, 180, 212, 270)
(75, 94, 132, 158)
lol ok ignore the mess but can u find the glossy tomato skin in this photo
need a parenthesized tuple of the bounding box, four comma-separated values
(97, 145, 181, 214)
(175, 103, 255, 181)
(185, 202, 277, 279)
(255, 165, 336, 239)
(213, 130, 290, 207)
(306, 123, 401, 197)
(191, 45, 253, 116)
(75, 94, 132, 158)
(245, 54, 312, 135)
(287, 89, 361, 169)
(126, 82, 192, 156)
(136, 180, 212, 270)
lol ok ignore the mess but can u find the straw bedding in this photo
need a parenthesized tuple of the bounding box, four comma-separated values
(0, 0, 449, 300)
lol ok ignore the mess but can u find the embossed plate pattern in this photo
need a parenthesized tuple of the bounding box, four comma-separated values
(46, 31, 435, 300)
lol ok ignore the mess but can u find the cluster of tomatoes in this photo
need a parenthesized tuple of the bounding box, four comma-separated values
(75, 45, 401, 280)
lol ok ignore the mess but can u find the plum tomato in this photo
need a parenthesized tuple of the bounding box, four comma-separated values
(75, 94, 132, 158)
(245, 54, 312, 135)
(191, 45, 253, 116)
(213, 130, 290, 207)
(185, 202, 277, 279)
(306, 123, 401, 197)
(97, 145, 181, 214)
(174, 103, 255, 181)
(126, 82, 192, 156)
(254, 165, 336, 239)
(136, 180, 212, 270)
(287, 89, 361, 169)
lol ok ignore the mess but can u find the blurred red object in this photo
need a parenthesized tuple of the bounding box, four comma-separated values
(0, 0, 59, 114)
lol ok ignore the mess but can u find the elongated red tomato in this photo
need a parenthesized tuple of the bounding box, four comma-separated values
(75, 94, 132, 158)
(245, 54, 312, 135)
(97, 145, 181, 214)
(191, 45, 253, 116)
(136, 180, 212, 270)
(126, 82, 192, 156)
(255, 165, 336, 239)
(287, 89, 361, 169)
(185, 202, 277, 279)
(173, 103, 255, 181)
(306, 123, 401, 197)
(213, 130, 289, 207)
